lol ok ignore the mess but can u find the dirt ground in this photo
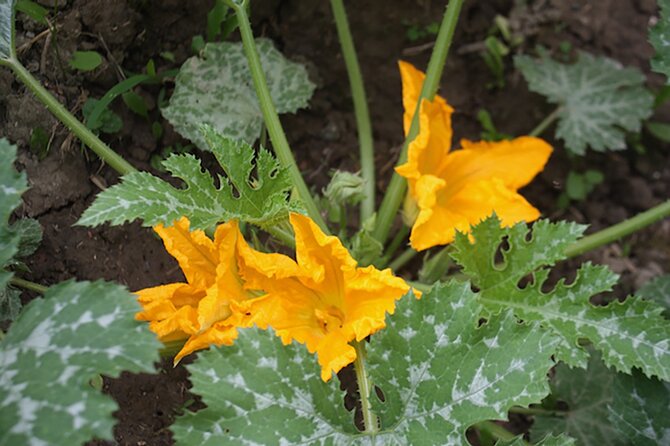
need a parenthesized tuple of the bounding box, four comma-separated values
(2, 0, 669, 444)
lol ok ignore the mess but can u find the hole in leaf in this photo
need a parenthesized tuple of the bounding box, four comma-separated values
(374, 385, 385, 403)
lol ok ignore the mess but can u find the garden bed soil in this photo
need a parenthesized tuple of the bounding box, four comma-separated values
(2, 0, 669, 444)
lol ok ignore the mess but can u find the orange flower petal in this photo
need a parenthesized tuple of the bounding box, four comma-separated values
(315, 330, 357, 382)
(154, 217, 218, 290)
(174, 321, 239, 364)
(410, 177, 541, 250)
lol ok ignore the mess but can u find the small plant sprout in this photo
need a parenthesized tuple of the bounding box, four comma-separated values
(1, 0, 670, 444)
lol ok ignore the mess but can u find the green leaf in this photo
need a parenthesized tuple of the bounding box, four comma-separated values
(0, 0, 15, 60)
(0, 285, 21, 322)
(78, 126, 293, 230)
(650, 0, 670, 83)
(0, 138, 27, 267)
(638, 275, 670, 316)
(646, 121, 670, 142)
(162, 38, 315, 150)
(608, 369, 670, 445)
(173, 328, 357, 445)
(121, 91, 149, 118)
(175, 282, 558, 444)
(367, 282, 558, 444)
(497, 434, 577, 446)
(451, 216, 670, 379)
(15, 0, 47, 24)
(515, 50, 653, 155)
(69, 50, 103, 72)
(9, 217, 42, 258)
(531, 351, 623, 445)
(82, 98, 122, 134)
(0, 280, 161, 445)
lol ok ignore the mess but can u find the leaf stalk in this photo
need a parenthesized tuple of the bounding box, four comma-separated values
(372, 0, 465, 245)
(3, 58, 136, 175)
(353, 340, 379, 434)
(329, 0, 376, 222)
(225, 1, 329, 232)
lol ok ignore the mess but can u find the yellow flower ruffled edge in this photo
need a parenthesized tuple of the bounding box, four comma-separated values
(395, 61, 553, 251)
(135, 213, 420, 382)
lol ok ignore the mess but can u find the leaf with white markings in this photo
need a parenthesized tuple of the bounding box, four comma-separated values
(650, 0, 670, 83)
(451, 216, 670, 380)
(497, 434, 576, 445)
(367, 282, 557, 444)
(162, 38, 315, 149)
(531, 351, 623, 445)
(0, 280, 161, 445)
(78, 126, 293, 230)
(0, 138, 42, 322)
(172, 328, 356, 445)
(638, 274, 670, 316)
(0, 0, 15, 61)
(608, 369, 670, 445)
(515, 50, 653, 154)
(174, 282, 558, 445)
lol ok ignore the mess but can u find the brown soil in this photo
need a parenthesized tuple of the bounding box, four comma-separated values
(2, 0, 668, 445)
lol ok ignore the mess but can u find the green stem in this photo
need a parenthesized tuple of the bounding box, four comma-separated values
(529, 106, 562, 137)
(475, 421, 526, 444)
(389, 246, 417, 271)
(329, 0, 375, 222)
(380, 224, 410, 266)
(565, 199, 670, 258)
(352, 340, 378, 433)
(226, 1, 328, 232)
(509, 406, 567, 417)
(9, 277, 48, 294)
(372, 0, 465, 244)
(4, 58, 136, 175)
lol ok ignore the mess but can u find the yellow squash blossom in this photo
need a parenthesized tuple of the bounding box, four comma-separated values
(135, 217, 255, 363)
(237, 213, 418, 382)
(395, 61, 553, 251)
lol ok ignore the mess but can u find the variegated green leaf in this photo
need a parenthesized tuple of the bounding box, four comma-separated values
(638, 274, 670, 316)
(0, 0, 15, 60)
(174, 282, 558, 445)
(451, 216, 670, 380)
(531, 352, 623, 445)
(162, 38, 315, 149)
(608, 369, 670, 445)
(515, 51, 653, 154)
(0, 285, 21, 322)
(0, 280, 161, 445)
(367, 282, 558, 444)
(78, 127, 293, 230)
(497, 433, 577, 446)
(172, 328, 357, 445)
(650, 0, 670, 82)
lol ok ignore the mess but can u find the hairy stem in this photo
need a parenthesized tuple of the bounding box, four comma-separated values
(226, 1, 329, 232)
(565, 199, 670, 258)
(4, 58, 136, 175)
(329, 0, 376, 222)
(372, 0, 465, 245)
(529, 106, 562, 137)
(9, 277, 48, 294)
(353, 340, 378, 433)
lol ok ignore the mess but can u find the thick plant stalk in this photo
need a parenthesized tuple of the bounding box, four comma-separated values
(5, 58, 136, 175)
(329, 0, 376, 222)
(565, 199, 670, 258)
(352, 340, 378, 433)
(372, 0, 465, 245)
(225, 0, 329, 232)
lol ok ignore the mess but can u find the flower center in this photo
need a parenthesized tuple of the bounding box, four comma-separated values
(314, 305, 345, 334)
